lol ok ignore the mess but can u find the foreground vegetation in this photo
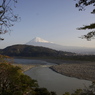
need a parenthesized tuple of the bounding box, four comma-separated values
(0, 55, 57, 95)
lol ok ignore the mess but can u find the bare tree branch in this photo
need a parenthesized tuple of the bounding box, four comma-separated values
(0, 0, 19, 40)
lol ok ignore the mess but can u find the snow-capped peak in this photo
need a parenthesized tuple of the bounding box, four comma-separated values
(32, 37, 50, 43)
(26, 37, 53, 44)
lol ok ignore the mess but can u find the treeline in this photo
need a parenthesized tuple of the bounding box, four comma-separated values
(59, 55, 95, 62)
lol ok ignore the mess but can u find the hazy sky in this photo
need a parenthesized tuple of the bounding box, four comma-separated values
(0, 0, 95, 49)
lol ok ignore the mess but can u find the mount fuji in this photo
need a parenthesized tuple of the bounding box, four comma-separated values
(26, 37, 70, 50)
(26, 37, 95, 54)
(27, 37, 53, 43)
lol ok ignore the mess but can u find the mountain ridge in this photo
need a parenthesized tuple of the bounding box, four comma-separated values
(26, 37, 95, 55)
(1, 44, 75, 57)
(1, 44, 95, 62)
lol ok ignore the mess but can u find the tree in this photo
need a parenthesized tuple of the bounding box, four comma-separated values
(0, 54, 10, 63)
(75, 0, 95, 40)
(0, 63, 38, 95)
(33, 88, 50, 95)
(0, 0, 19, 40)
(0, 56, 57, 95)
(63, 81, 95, 95)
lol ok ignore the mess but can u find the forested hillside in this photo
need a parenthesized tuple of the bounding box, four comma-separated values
(1, 44, 75, 57)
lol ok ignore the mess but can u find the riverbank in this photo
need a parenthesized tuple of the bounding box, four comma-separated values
(12, 58, 95, 81)
(50, 62, 95, 81)
(13, 64, 35, 72)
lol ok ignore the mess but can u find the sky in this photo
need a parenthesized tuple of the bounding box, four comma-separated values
(0, 0, 95, 49)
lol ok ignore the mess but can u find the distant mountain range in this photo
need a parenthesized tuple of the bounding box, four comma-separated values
(26, 37, 95, 55)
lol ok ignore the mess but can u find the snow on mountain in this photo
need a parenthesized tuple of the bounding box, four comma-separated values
(26, 37, 66, 51)
(26, 37, 95, 55)
(27, 37, 53, 44)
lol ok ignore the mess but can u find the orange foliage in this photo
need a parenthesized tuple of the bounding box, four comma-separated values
(0, 55, 10, 58)
(0, 55, 13, 64)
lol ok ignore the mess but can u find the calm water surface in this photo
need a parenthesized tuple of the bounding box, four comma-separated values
(25, 67, 91, 95)
(14, 58, 91, 95)
(14, 58, 54, 65)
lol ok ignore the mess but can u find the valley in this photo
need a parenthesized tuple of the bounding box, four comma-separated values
(13, 58, 91, 95)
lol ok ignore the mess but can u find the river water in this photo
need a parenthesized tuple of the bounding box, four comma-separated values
(14, 58, 91, 95)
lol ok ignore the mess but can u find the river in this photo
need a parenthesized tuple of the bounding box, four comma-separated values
(14, 58, 91, 95)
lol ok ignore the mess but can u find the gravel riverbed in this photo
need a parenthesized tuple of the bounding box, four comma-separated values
(50, 62, 95, 81)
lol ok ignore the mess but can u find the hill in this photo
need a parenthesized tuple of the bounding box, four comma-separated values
(1, 44, 75, 58)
